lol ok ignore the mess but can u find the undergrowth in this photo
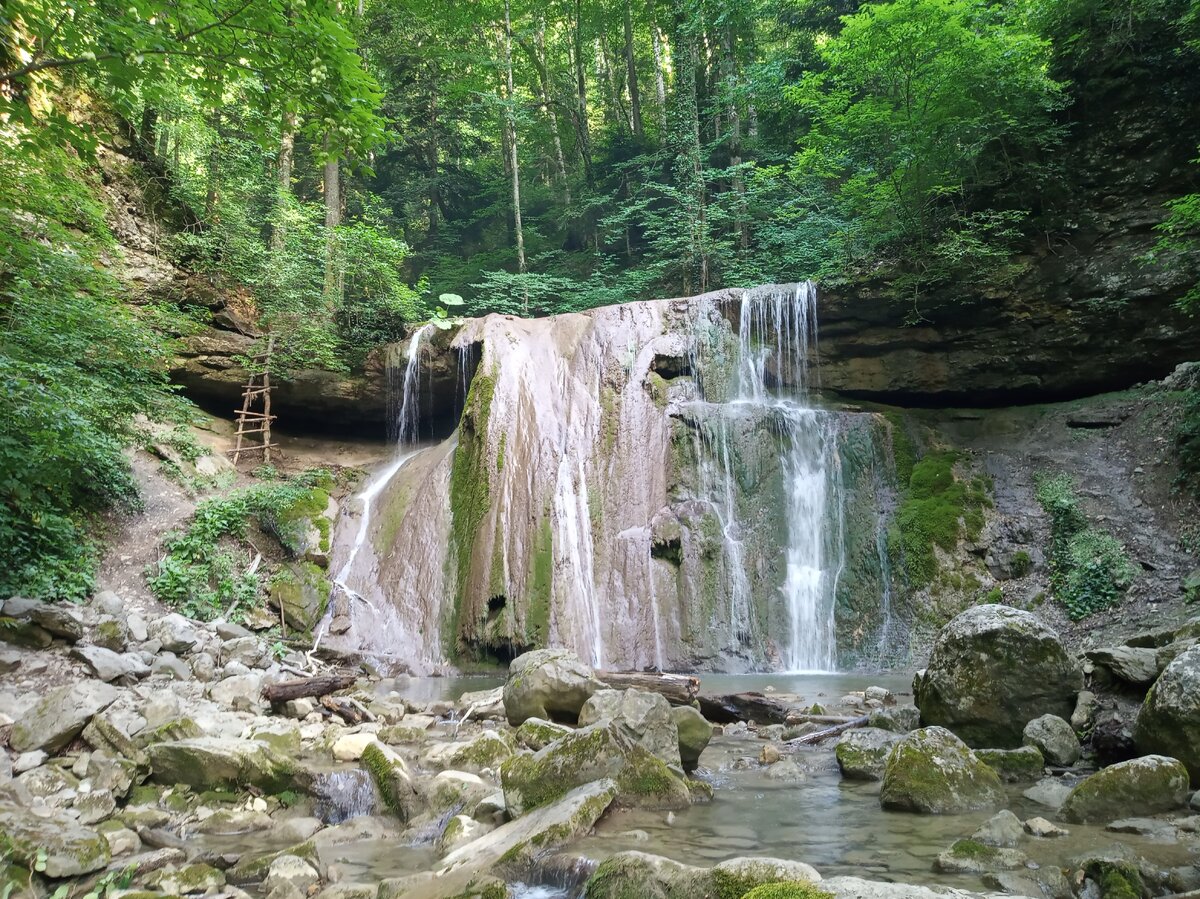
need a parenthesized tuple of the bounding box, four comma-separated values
(147, 470, 333, 621)
(1034, 472, 1136, 619)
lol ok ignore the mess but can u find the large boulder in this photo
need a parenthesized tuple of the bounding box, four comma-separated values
(362, 741, 421, 821)
(1059, 755, 1190, 823)
(1086, 646, 1161, 687)
(10, 681, 120, 753)
(579, 689, 681, 768)
(148, 613, 201, 654)
(914, 605, 1081, 747)
(503, 648, 601, 726)
(147, 737, 308, 793)
(835, 728, 902, 781)
(879, 727, 1005, 814)
(1134, 645, 1200, 784)
(671, 705, 713, 772)
(0, 796, 110, 877)
(500, 721, 691, 816)
(1022, 714, 1081, 766)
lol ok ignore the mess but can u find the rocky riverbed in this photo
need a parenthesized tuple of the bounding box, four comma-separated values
(1, 597, 1199, 899)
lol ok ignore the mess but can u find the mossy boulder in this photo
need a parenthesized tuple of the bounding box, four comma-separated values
(1133, 645, 1200, 784)
(834, 728, 901, 781)
(914, 605, 1081, 748)
(933, 839, 1028, 874)
(579, 689, 681, 768)
(1022, 714, 1081, 766)
(502, 648, 601, 726)
(582, 851, 823, 899)
(227, 840, 319, 886)
(739, 885, 833, 899)
(1059, 755, 1189, 823)
(515, 717, 572, 751)
(10, 681, 120, 753)
(146, 737, 308, 793)
(670, 705, 713, 772)
(500, 721, 690, 816)
(975, 746, 1045, 782)
(1076, 859, 1146, 899)
(422, 731, 516, 771)
(0, 798, 111, 877)
(362, 741, 420, 822)
(268, 561, 331, 632)
(879, 726, 1004, 814)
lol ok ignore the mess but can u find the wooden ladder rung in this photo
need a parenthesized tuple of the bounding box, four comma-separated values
(235, 411, 277, 420)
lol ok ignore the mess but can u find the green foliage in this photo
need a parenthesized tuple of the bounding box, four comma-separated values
(0, 141, 180, 602)
(1034, 473, 1137, 619)
(892, 451, 991, 587)
(147, 473, 331, 620)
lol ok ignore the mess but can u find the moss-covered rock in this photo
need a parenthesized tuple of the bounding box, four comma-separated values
(975, 746, 1045, 782)
(362, 741, 420, 821)
(932, 839, 1028, 874)
(422, 731, 516, 771)
(226, 840, 319, 886)
(739, 885, 833, 899)
(515, 717, 572, 751)
(582, 851, 823, 899)
(879, 726, 1004, 814)
(268, 561, 331, 633)
(579, 689, 681, 768)
(0, 799, 111, 878)
(500, 722, 690, 816)
(913, 604, 1081, 748)
(1022, 714, 1080, 767)
(1133, 645, 1200, 785)
(1060, 755, 1189, 823)
(834, 728, 901, 781)
(1077, 858, 1146, 899)
(146, 737, 308, 793)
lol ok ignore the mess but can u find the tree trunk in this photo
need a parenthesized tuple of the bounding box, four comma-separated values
(721, 26, 749, 251)
(503, 0, 527, 310)
(323, 135, 342, 304)
(623, 0, 644, 138)
(594, 670, 699, 705)
(697, 691, 792, 725)
(271, 107, 296, 251)
(155, 111, 170, 158)
(204, 101, 223, 221)
(669, 2, 708, 293)
(531, 20, 570, 203)
(598, 34, 629, 132)
(572, 0, 594, 184)
(428, 74, 441, 237)
(651, 18, 668, 135)
(262, 674, 357, 704)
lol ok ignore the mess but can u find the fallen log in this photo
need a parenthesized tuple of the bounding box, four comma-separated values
(594, 670, 700, 705)
(697, 691, 792, 725)
(321, 694, 365, 725)
(784, 714, 860, 726)
(262, 673, 356, 704)
(786, 714, 869, 745)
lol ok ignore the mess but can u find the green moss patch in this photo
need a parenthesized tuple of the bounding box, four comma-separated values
(739, 884, 834, 899)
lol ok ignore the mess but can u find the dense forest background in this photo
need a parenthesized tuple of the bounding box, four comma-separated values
(2, 0, 1200, 599)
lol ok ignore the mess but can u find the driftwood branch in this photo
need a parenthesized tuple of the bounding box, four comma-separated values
(786, 714, 869, 745)
(594, 670, 699, 705)
(263, 673, 356, 704)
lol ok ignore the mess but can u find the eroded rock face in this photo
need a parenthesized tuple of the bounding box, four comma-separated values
(914, 605, 1081, 748)
(10, 681, 120, 754)
(1134, 645, 1200, 784)
(502, 649, 601, 726)
(879, 727, 1005, 814)
(1060, 755, 1190, 823)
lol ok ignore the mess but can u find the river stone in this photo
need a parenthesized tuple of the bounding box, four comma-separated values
(579, 689, 681, 768)
(429, 770, 494, 815)
(971, 810, 1024, 848)
(332, 733, 379, 761)
(868, 706, 921, 733)
(1022, 714, 1081, 766)
(913, 605, 1081, 748)
(1087, 646, 1161, 687)
(1071, 691, 1098, 732)
(10, 681, 120, 753)
(976, 746, 1045, 782)
(208, 672, 263, 709)
(421, 730, 516, 771)
(1060, 755, 1190, 823)
(147, 737, 307, 793)
(1134, 645, 1200, 784)
(264, 855, 320, 896)
(670, 705, 713, 771)
(515, 717, 572, 751)
(500, 721, 690, 816)
(502, 648, 601, 726)
(4, 597, 84, 642)
(835, 728, 901, 781)
(0, 797, 111, 877)
(148, 613, 201, 654)
(1022, 777, 1073, 810)
(879, 726, 1004, 814)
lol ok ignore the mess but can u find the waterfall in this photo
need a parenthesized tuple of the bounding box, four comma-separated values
(691, 282, 843, 672)
(319, 325, 431, 643)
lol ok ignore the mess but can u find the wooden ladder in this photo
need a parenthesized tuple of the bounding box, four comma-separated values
(230, 334, 277, 466)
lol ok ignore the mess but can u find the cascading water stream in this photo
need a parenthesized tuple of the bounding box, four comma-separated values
(315, 325, 432, 646)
